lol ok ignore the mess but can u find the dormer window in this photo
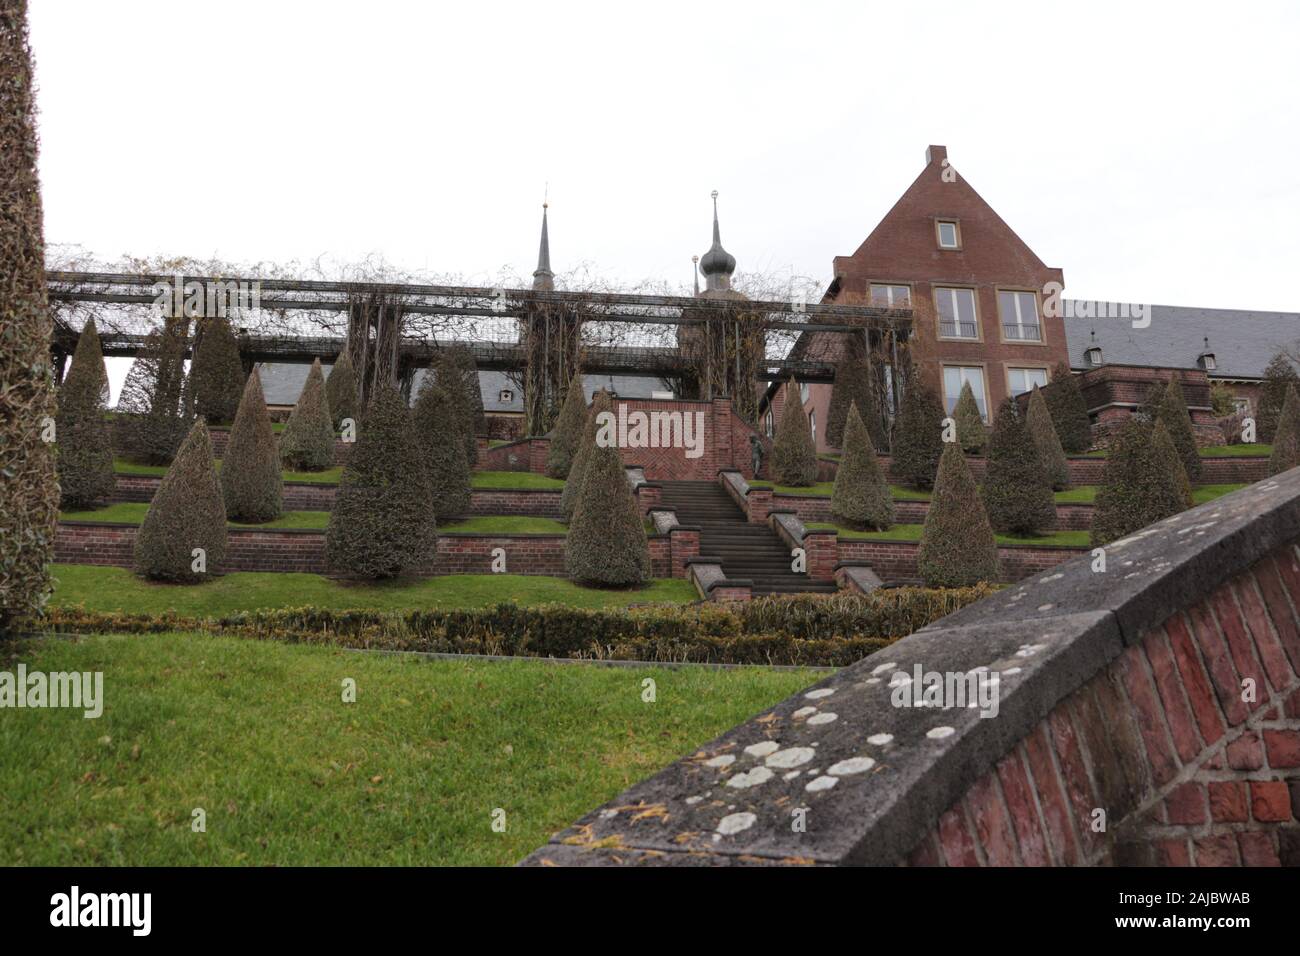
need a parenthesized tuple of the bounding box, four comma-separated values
(498, 389, 514, 403)
(936, 219, 961, 249)
(1198, 353, 1216, 371)
(1085, 347, 1104, 366)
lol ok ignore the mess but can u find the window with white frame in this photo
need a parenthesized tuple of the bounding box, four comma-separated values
(936, 220, 960, 249)
(765, 410, 774, 438)
(869, 284, 911, 308)
(942, 366, 988, 421)
(1007, 367, 1048, 396)
(1085, 347, 1104, 366)
(800, 382, 810, 404)
(498, 389, 514, 403)
(809, 409, 816, 445)
(935, 287, 978, 339)
(997, 290, 1042, 341)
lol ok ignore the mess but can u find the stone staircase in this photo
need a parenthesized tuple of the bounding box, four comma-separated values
(657, 480, 838, 597)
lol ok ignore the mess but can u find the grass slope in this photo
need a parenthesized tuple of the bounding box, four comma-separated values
(808, 522, 1091, 548)
(0, 632, 817, 865)
(49, 565, 697, 616)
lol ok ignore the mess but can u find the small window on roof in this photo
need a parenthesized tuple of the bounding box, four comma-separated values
(499, 389, 513, 403)
(1198, 353, 1217, 371)
(1085, 347, 1104, 366)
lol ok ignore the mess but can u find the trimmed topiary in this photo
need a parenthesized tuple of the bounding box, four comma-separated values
(1258, 352, 1299, 444)
(1043, 363, 1092, 453)
(565, 422, 651, 588)
(56, 319, 116, 508)
(952, 381, 986, 454)
(435, 351, 478, 468)
(447, 344, 487, 435)
(326, 385, 437, 578)
(561, 389, 612, 521)
(982, 398, 1056, 536)
(324, 349, 358, 430)
(917, 442, 999, 587)
(1026, 385, 1070, 489)
(1139, 381, 1166, 422)
(831, 403, 894, 530)
(1156, 377, 1202, 483)
(0, 0, 59, 632)
(412, 379, 472, 520)
(189, 316, 245, 425)
(117, 318, 194, 464)
(134, 418, 227, 582)
(222, 370, 282, 522)
(772, 378, 817, 486)
(545, 373, 587, 478)
(1268, 384, 1300, 476)
(1090, 418, 1190, 547)
(893, 373, 945, 490)
(279, 358, 335, 471)
(826, 348, 880, 449)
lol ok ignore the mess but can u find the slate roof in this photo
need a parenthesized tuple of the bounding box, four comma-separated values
(256, 362, 667, 411)
(1062, 302, 1300, 379)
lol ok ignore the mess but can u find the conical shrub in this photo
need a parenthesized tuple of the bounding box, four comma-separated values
(435, 351, 478, 468)
(0, 0, 59, 632)
(545, 374, 587, 478)
(561, 389, 612, 520)
(1258, 352, 1299, 443)
(893, 374, 945, 489)
(826, 349, 880, 449)
(952, 381, 986, 454)
(189, 316, 245, 425)
(831, 403, 894, 530)
(448, 344, 486, 435)
(772, 379, 817, 486)
(1091, 419, 1190, 546)
(279, 358, 335, 471)
(1268, 384, 1300, 476)
(1043, 363, 1092, 453)
(565, 429, 651, 587)
(134, 418, 227, 582)
(57, 319, 116, 508)
(917, 442, 999, 587)
(1027, 385, 1070, 489)
(324, 349, 358, 430)
(1156, 377, 1202, 483)
(412, 379, 472, 520)
(222, 371, 282, 522)
(326, 385, 437, 578)
(982, 398, 1056, 535)
(117, 318, 194, 464)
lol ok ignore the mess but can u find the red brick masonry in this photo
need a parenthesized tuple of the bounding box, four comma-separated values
(909, 546, 1300, 867)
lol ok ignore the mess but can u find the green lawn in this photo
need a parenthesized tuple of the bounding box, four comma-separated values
(49, 565, 698, 616)
(0, 632, 817, 865)
(115, 457, 342, 485)
(750, 479, 931, 501)
(471, 471, 565, 490)
(808, 521, 1091, 548)
(442, 516, 568, 535)
(62, 507, 579, 537)
(1198, 444, 1271, 457)
(114, 459, 561, 492)
(1053, 483, 1244, 505)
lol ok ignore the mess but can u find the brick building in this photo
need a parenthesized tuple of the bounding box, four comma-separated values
(766, 145, 1299, 453)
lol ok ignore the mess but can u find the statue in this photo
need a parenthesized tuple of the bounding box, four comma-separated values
(749, 434, 765, 478)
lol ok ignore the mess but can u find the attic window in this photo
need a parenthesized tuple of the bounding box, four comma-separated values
(1198, 353, 1217, 371)
(1085, 347, 1103, 366)
(936, 219, 961, 249)
(498, 389, 513, 403)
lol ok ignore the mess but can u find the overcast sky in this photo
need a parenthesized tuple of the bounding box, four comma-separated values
(29, 0, 1300, 314)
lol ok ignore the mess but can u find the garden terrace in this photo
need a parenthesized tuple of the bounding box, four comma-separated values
(522, 466, 1300, 866)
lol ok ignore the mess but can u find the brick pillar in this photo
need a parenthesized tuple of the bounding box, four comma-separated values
(803, 530, 838, 583)
(637, 483, 662, 515)
(711, 398, 733, 477)
(668, 528, 700, 578)
(747, 487, 772, 524)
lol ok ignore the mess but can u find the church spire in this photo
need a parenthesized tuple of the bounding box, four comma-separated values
(532, 201, 554, 292)
(698, 190, 736, 293)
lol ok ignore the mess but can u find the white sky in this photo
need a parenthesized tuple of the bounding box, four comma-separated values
(30, 0, 1300, 316)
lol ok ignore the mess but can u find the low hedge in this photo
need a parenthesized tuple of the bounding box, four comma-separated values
(41, 584, 994, 667)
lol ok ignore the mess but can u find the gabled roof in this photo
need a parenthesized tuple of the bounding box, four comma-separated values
(1062, 303, 1300, 379)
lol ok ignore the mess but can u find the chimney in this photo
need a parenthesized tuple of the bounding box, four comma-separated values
(926, 144, 948, 166)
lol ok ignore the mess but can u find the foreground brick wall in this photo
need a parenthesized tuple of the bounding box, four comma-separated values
(522, 467, 1300, 867)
